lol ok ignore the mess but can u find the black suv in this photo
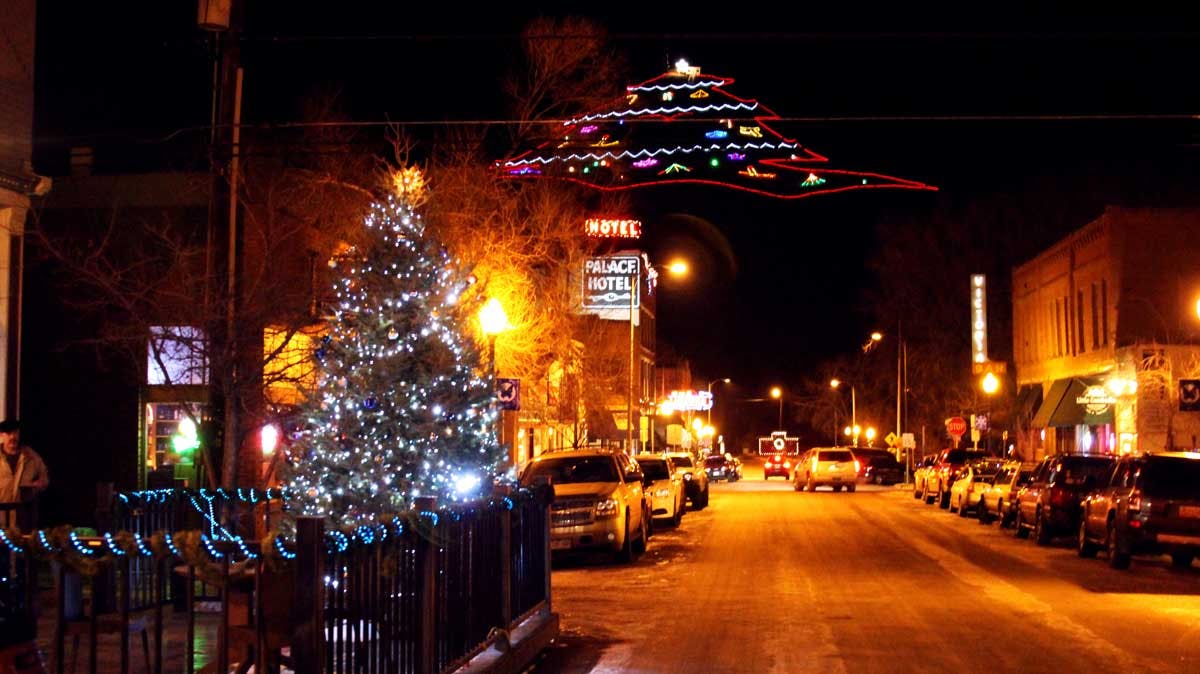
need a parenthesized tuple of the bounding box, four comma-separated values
(1078, 452, 1200, 569)
(1014, 453, 1115, 545)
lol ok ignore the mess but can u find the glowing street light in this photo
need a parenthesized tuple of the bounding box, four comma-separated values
(631, 259, 689, 452)
(830, 379, 857, 446)
(478, 298, 511, 378)
(707, 377, 732, 424)
(865, 427, 877, 443)
(981, 371, 1000, 395)
(770, 387, 783, 430)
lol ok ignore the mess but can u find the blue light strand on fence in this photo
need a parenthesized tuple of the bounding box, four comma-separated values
(354, 525, 375, 545)
(419, 510, 439, 527)
(133, 533, 153, 556)
(69, 531, 96, 556)
(503, 497, 514, 511)
(229, 535, 258, 560)
(163, 532, 181, 557)
(37, 530, 58, 553)
(0, 527, 24, 553)
(325, 530, 350, 554)
(200, 534, 225, 559)
(103, 533, 127, 556)
(273, 535, 297, 560)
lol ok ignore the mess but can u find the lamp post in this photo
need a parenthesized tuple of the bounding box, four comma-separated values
(479, 298, 512, 459)
(629, 259, 688, 454)
(770, 387, 783, 430)
(830, 378, 857, 446)
(981, 371, 1000, 453)
(707, 377, 731, 425)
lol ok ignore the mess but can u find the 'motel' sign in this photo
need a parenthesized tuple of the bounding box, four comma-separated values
(583, 256, 640, 310)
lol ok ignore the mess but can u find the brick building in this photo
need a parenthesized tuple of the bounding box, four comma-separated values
(1012, 207, 1200, 459)
(0, 0, 51, 418)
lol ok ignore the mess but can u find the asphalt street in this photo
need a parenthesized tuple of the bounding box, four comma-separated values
(528, 458, 1200, 674)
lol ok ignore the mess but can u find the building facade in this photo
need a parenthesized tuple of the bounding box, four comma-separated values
(1013, 207, 1200, 458)
(1, 0, 50, 419)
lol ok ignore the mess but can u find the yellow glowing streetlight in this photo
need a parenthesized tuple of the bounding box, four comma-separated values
(478, 298, 511, 377)
(865, 427, 877, 443)
(666, 260, 689, 277)
(870, 332, 883, 343)
(981, 371, 1000, 395)
(831, 378, 857, 446)
(770, 387, 783, 430)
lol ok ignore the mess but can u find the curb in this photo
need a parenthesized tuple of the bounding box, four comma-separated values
(453, 608, 560, 674)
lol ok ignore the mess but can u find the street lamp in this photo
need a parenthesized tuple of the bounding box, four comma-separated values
(979, 371, 1001, 452)
(630, 259, 688, 453)
(707, 377, 731, 425)
(830, 379, 857, 446)
(478, 297, 512, 377)
(770, 386, 783, 430)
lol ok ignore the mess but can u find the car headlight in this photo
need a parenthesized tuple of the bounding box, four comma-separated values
(595, 498, 619, 518)
(655, 488, 671, 498)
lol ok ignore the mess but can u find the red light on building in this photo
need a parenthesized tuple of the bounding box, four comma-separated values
(584, 218, 642, 239)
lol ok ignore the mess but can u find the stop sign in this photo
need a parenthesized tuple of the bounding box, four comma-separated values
(946, 416, 968, 437)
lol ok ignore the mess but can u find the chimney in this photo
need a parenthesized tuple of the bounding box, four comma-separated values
(69, 146, 93, 176)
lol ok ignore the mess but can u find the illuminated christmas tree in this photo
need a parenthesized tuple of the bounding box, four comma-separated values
(285, 177, 503, 529)
(499, 59, 935, 199)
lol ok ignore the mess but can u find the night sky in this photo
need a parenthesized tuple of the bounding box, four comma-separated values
(33, 3, 1200, 430)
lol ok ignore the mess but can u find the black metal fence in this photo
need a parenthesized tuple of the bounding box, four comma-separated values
(0, 486, 552, 674)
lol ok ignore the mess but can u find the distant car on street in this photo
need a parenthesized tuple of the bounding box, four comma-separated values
(666, 452, 710, 509)
(763, 453, 792, 480)
(977, 462, 1036, 526)
(912, 455, 938, 500)
(949, 459, 1005, 517)
(1014, 453, 1116, 545)
(637, 455, 686, 528)
(1078, 452, 1200, 569)
(704, 454, 740, 482)
(854, 449, 905, 485)
(795, 447, 859, 492)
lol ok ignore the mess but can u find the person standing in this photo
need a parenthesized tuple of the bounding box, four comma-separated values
(0, 419, 49, 530)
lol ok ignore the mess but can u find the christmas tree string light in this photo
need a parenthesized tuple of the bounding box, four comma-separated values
(284, 172, 505, 531)
(499, 59, 935, 199)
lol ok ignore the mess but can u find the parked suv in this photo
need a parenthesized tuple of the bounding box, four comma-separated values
(666, 452, 710, 509)
(1014, 453, 1116, 545)
(638, 455, 686, 528)
(520, 450, 650, 562)
(795, 447, 859, 492)
(855, 449, 905, 485)
(977, 462, 1036, 526)
(919, 448, 992, 508)
(1078, 452, 1200, 569)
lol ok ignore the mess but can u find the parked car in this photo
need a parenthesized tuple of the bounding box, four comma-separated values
(919, 448, 993, 508)
(726, 454, 744, 481)
(977, 462, 1037, 526)
(704, 454, 741, 482)
(520, 449, 650, 562)
(763, 453, 793, 480)
(1078, 451, 1200, 569)
(637, 455, 686, 527)
(794, 447, 859, 492)
(949, 459, 1005, 517)
(912, 455, 938, 500)
(1014, 453, 1116, 545)
(666, 452, 710, 509)
(854, 449, 905, 485)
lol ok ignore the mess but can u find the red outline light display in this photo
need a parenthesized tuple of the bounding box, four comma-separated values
(497, 62, 935, 199)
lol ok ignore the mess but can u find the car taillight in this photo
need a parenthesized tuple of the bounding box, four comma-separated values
(1128, 490, 1142, 512)
(783, 461, 791, 469)
(854, 460, 861, 473)
(1049, 486, 1071, 507)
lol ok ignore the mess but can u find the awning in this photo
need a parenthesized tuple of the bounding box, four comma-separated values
(585, 408, 621, 440)
(1015, 384, 1043, 420)
(1031, 377, 1115, 428)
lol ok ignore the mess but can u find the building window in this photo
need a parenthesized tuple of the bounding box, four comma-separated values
(1091, 283, 1099, 349)
(1077, 289, 1086, 354)
(1101, 279, 1109, 345)
(147, 326, 208, 385)
(1054, 299, 1063, 357)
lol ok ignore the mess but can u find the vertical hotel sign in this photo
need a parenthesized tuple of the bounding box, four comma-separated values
(971, 274, 987, 366)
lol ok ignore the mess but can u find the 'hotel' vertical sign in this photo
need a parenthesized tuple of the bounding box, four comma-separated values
(971, 274, 987, 365)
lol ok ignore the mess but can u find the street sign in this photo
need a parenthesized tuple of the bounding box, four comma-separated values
(946, 416, 967, 441)
(497, 378, 521, 411)
(884, 432, 899, 448)
(902, 432, 916, 449)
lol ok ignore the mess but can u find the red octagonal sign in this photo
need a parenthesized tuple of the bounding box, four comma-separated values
(946, 416, 968, 437)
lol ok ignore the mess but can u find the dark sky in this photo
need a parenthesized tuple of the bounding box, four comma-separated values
(33, 2, 1200, 411)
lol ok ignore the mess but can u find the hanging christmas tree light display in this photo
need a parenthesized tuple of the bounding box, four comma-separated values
(284, 175, 504, 530)
(498, 59, 935, 199)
